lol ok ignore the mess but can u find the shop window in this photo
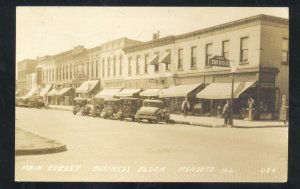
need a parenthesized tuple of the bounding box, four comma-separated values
(178, 49, 183, 70)
(222, 40, 229, 59)
(240, 37, 249, 63)
(205, 43, 212, 66)
(191, 46, 197, 69)
(282, 38, 289, 65)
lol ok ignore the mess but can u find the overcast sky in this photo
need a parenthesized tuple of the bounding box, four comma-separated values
(16, 7, 288, 63)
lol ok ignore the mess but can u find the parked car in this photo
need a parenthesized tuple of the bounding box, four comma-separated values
(101, 98, 120, 119)
(135, 99, 171, 123)
(117, 98, 140, 121)
(92, 98, 105, 117)
(81, 99, 93, 116)
(16, 97, 29, 107)
(73, 97, 88, 115)
(28, 96, 45, 109)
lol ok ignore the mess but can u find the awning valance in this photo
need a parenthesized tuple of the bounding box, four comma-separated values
(196, 81, 256, 99)
(159, 84, 202, 98)
(95, 88, 122, 99)
(147, 54, 159, 65)
(24, 88, 37, 98)
(115, 88, 142, 97)
(47, 88, 58, 96)
(57, 87, 73, 96)
(40, 84, 52, 97)
(158, 52, 170, 64)
(76, 80, 99, 93)
(139, 88, 162, 97)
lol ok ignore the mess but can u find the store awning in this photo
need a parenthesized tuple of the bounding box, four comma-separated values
(139, 88, 162, 97)
(147, 54, 159, 65)
(24, 88, 37, 98)
(158, 52, 170, 64)
(159, 84, 203, 98)
(40, 85, 52, 97)
(47, 88, 58, 96)
(196, 81, 256, 99)
(115, 88, 142, 97)
(57, 87, 73, 96)
(76, 80, 99, 93)
(95, 88, 122, 99)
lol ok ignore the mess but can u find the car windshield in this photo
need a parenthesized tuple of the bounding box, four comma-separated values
(144, 101, 163, 108)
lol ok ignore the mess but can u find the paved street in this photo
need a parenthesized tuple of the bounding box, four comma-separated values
(15, 107, 288, 182)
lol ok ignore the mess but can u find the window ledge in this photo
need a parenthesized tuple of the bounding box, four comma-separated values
(239, 61, 249, 65)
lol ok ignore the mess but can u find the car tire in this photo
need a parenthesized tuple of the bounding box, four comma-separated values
(73, 111, 77, 115)
(132, 116, 135, 122)
(104, 115, 108, 119)
(136, 118, 141, 123)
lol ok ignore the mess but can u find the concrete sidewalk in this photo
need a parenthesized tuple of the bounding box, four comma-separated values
(170, 114, 287, 128)
(16, 127, 67, 155)
(47, 105, 287, 128)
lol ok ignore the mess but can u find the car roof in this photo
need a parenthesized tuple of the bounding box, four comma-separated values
(104, 98, 120, 101)
(143, 99, 163, 103)
(120, 97, 139, 100)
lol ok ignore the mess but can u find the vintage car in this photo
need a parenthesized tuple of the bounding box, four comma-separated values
(91, 98, 105, 117)
(117, 98, 140, 121)
(81, 99, 94, 116)
(28, 96, 45, 108)
(135, 99, 171, 123)
(101, 98, 120, 119)
(73, 97, 88, 115)
(15, 97, 29, 107)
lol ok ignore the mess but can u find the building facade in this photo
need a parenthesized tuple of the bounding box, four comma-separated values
(16, 59, 37, 96)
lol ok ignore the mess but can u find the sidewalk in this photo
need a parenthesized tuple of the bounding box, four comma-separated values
(170, 114, 287, 128)
(47, 105, 287, 128)
(16, 127, 67, 155)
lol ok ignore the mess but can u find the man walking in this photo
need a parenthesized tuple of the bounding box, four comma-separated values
(223, 100, 230, 126)
(182, 98, 190, 117)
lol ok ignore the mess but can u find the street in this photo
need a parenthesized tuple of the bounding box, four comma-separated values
(15, 107, 288, 182)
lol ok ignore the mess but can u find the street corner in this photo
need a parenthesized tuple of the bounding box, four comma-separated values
(15, 127, 67, 156)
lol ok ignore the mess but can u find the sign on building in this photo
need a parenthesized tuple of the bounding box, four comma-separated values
(209, 56, 230, 67)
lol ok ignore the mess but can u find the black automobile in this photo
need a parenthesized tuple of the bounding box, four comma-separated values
(135, 99, 171, 123)
(73, 97, 88, 115)
(117, 98, 140, 121)
(81, 99, 94, 116)
(28, 96, 45, 109)
(101, 99, 120, 119)
(91, 98, 105, 117)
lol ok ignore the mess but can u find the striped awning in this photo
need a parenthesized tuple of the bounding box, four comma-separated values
(159, 84, 202, 98)
(158, 52, 170, 64)
(47, 88, 58, 96)
(95, 88, 122, 99)
(115, 88, 142, 97)
(76, 80, 99, 93)
(139, 88, 162, 97)
(147, 54, 159, 65)
(39, 85, 52, 97)
(56, 87, 73, 96)
(24, 88, 37, 98)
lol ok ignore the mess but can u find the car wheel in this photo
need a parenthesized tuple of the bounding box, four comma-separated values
(73, 111, 77, 115)
(136, 118, 141, 123)
(82, 111, 85, 116)
(104, 114, 108, 119)
(92, 113, 96, 117)
(132, 116, 135, 122)
(119, 116, 123, 121)
(148, 119, 152, 123)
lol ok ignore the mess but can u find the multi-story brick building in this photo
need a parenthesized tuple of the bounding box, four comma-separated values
(16, 59, 37, 96)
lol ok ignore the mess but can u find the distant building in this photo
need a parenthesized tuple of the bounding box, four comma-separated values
(16, 59, 37, 96)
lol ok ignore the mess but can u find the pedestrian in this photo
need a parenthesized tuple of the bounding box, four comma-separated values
(181, 98, 190, 117)
(223, 100, 230, 125)
(217, 105, 222, 118)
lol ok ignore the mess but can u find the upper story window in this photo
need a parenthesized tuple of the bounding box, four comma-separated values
(144, 54, 148, 74)
(222, 40, 229, 60)
(113, 56, 116, 77)
(178, 49, 183, 70)
(136, 56, 140, 75)
(205, 43, 212, 66)
(102, 59, 105, 77)
(91, 61, 94, 78)
(66, 65, 68, 80)
(128, 57, 132, 76)
(119, 55, 123, 76)
(154, 52, 159, 73)
(282, 38, 289, 65)
(87, 62, 89, 78)
(70, 65, 72, 80)
(240, 37, 249, 62)
(63, 66, 65, 80)
(107, 58, 111, 77)
(95, 60, 98, 78)
(191, 46, 197, 69)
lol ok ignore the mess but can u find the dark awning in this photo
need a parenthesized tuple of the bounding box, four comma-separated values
(95, 88, 122, 99)
(159, 84, 202, 98)
(115, 89, 142, 97)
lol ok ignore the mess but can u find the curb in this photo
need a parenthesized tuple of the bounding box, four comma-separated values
(15, 144, 67, 156)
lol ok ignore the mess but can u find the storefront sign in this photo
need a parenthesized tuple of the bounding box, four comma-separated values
(209, 56, 230, 67)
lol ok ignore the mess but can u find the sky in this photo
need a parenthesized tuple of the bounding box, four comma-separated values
(16, 7, 288, 63)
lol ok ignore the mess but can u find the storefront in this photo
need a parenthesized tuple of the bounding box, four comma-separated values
(75, 80, 100, 99)
(56, 87, 74, 105)
(115, 88, 142, 98)
(95, 88, 123, 99)
(196, 81, 256, 119)
(47, 88, 58, 104)
(159, 84, 204, 114)
(39, 84, 52, 103)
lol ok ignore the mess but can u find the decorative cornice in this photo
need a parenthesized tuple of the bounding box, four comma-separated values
(123, 36, 175, 53)
(175, 14, 288, 40)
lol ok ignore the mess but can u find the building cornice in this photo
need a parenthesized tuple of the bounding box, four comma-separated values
(123, 36, 175, 53)
(175, 14, 288, 40)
